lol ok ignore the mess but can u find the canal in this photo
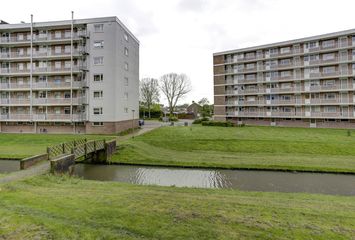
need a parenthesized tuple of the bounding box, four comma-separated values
(0, 160, 20, 174)
(74, 164, 355, 196)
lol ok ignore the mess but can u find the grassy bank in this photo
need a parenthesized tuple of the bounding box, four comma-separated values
(0, 175, 353, 239)
(0, 134, 114, 159)
(111, 125, 355, 173)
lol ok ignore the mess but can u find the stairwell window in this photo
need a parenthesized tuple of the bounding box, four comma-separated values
(94, 74, 104, 82)
(94, 57, 104, 65)
(93, 40, 104, 49)
(124, 32, 129, 41)
(124, 92, 128, 100)
(93, 107, 103, 115)
(94, 24, 104, 33)
(93, 91, 103, 99)
(124, 77, 129, 86)
(124, 47, 129, 56)
(124, 62, 129, 71)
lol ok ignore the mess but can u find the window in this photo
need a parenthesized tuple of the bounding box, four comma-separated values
(124, 47, 129, 56)
(64, 61, 71, 69)
(93, 91, 103, 99)
(124, 32, 128, 41)
(124, 77, 128, 86)
(64, 107, 70, 114)
(124, 62, 128, 71)
(323, 66, 336, 73)
(324, 80, 335, 86)
(281, 71, 291, 77)
(325, 93, 336, 99)
(124, 92, 128, 100)
(93, 40, 104, 49)
(280, 59, 291, 65)
(93, 57, 104, 65)
(245, 74, 255, 80)
(310, 54, 319, 61)
(17, 33, 24, 41)
(246, 63, 255, 69)
(280, 47, 291, 54)
(323, 53, 335, 60)
(124, 107, 128, 113)
(55, 46, 61, 54)
(94, 74, 103, 82)
(94, 24, 104, 32)
(64, 45, 71, 53)
(270, 48, 278, 55)
(309, 41, 318, 48)
(64, 30, 71, 38)
(55, 31, 61, 39)
(92, 122, 104, 126)
(55, 61, 61, 69)
(325, 106, 337, 112)
(310, 67, 319, 73)
(64, 92, 71, 98)
(322, 39, 335, 48)
(93, 107, 103, 115)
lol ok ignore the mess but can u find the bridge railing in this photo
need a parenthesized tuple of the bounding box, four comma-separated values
(47, 139, 106, 160)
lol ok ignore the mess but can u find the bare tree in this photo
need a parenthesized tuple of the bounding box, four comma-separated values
(160, 73, 192, 115)
(140, 78, 160, 118)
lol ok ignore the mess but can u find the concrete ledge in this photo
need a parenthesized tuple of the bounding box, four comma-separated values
(50, 154, 75, 174)
(20, 153, 48, 170)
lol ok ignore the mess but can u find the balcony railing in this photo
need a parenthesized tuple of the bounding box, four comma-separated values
(33, 97, 84, 105)
(0, 31, 88, 44)
(0, 66, 85, 74)
(0, 113, 85, 121)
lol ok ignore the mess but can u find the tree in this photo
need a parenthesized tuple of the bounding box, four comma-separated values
(139, 78, 160, 118)
(160, 73, 192, 115)
(198, 98, 210, 106)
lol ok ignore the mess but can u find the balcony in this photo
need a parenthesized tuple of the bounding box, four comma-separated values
(32, 97, 84, 105)
(0, 114, 31, 120)
(0, 66, 85, 75)
(0, 98, 30, 105)
(33, 113, 84, 121)
(0, 31, 88, 44)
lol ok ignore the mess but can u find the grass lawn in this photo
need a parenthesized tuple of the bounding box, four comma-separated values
(0, 175, 354, 239)
(111, 125, 355, 173)
(0, 134, 114, 159)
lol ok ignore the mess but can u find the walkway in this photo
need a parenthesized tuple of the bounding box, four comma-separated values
(0, 161, 50, 184)
(117, 120, 162, 141)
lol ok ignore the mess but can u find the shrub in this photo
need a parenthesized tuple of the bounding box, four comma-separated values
(192, 117, 210, 124)
(169, 116, 178, 122)
(201, 120, 235, 127)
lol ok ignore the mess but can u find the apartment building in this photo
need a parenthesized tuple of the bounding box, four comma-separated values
(0, 16, 139, 134)
(214, 28, 355, 128)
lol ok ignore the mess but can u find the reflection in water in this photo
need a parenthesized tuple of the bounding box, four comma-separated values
(74, 164, 355, 196)
(0, 160, 20, 173)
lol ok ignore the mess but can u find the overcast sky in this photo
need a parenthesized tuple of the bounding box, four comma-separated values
(2, 0, 355, 105)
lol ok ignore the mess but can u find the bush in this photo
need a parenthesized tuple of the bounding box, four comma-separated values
(192, 117, 210, 124)
(201, 120, 235, 127)
(169, 116, 178, 122)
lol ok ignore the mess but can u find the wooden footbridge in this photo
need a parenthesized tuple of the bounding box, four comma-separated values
(47, 139, 107, 160)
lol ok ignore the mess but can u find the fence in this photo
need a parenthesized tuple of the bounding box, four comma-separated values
(47, 139, 106, 160)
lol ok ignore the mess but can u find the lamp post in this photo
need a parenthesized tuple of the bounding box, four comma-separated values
(132, 109, 135, 138)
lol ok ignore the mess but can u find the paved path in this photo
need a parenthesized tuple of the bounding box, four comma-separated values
(117, 120, 162, 141)
(0, 161, 50, 184)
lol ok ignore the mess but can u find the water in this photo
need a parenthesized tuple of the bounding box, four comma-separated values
(74, 164, 355, 196)
(0, 160, 20, 173)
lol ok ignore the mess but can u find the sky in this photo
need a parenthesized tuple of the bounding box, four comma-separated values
(2, 0, 355, 105)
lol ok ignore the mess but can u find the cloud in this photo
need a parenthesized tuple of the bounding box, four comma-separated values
(177, 0, 209, 12)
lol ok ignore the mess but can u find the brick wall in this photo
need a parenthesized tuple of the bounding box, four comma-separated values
(213, 65, 225, 75)
(214, 75, 225, 85)
(213, 55, 224, 65)
(214, 85, 225, 95)
(214, 106, 226, 116)
(214, 96, 225, 105)
(86, 119, 139, 134)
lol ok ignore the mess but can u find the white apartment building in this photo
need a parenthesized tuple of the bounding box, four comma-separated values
(0, 16, 139, 134)
(214, 28, 355, 128)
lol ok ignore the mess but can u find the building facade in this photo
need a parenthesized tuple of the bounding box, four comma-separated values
(214, 28, 355, 128)
(0, 16, 139, 134)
